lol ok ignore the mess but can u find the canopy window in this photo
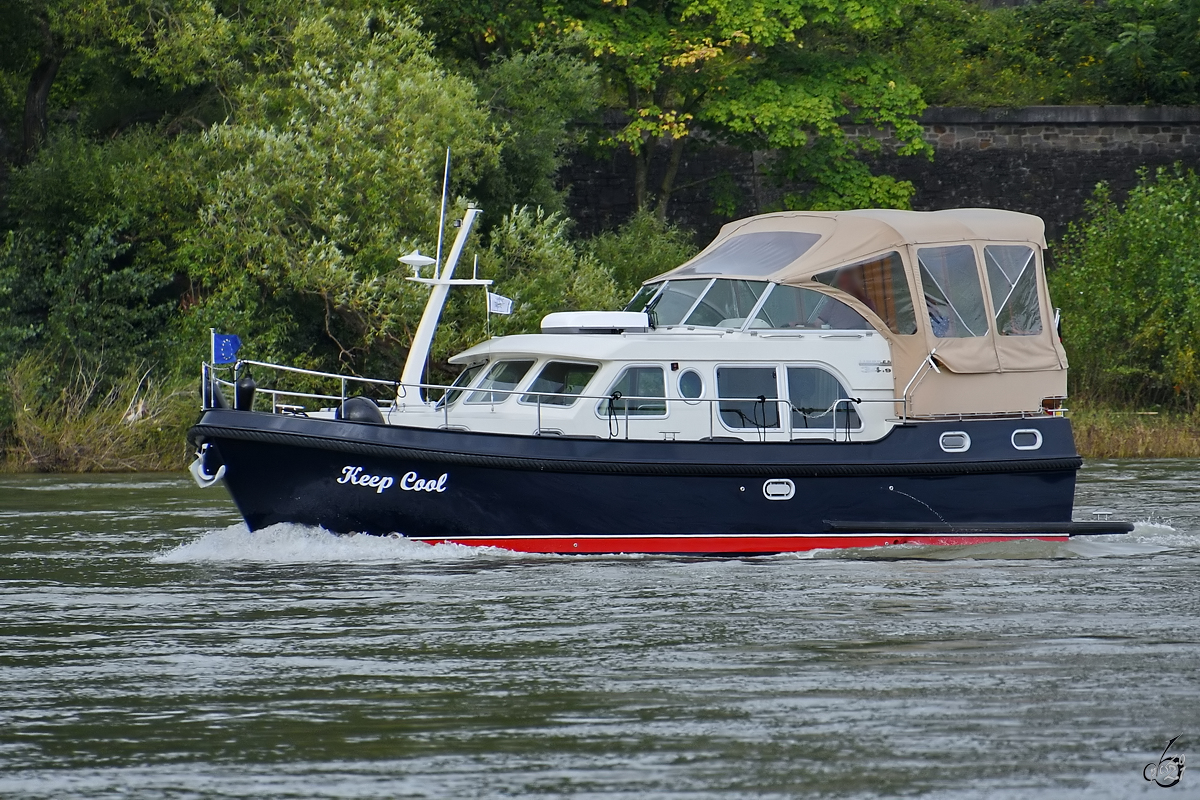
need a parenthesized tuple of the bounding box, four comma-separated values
(917, 245, 989, 338)
(787, 367, 860, 430)
(985, 245, 1043, 336)
(465, 360, 534, 404)
(751, 285, 871, 330)
(670, 232, 822, 277)
(813, 252, 917, 335)
(520, 362, 598, 407)
(598, 366, 667, 417)
(717, 367, 780, 429)
(684, 280, 768, 327)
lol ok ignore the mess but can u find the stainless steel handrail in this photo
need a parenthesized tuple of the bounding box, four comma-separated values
(202, 357, 917, 440)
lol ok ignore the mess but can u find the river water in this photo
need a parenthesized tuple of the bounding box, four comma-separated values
(1, 461, 1198, 799)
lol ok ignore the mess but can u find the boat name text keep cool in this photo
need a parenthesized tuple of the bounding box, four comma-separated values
(337, 466, 447, 494)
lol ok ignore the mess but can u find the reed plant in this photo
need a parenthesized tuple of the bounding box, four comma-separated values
(1069, 401, 1200, 459)
(1, 354, 196, 472)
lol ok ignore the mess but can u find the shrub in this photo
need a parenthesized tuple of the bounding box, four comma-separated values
(1051, 165, 1200, 408)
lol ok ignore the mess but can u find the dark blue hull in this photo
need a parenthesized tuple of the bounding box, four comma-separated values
(188, 410, 1128, 554)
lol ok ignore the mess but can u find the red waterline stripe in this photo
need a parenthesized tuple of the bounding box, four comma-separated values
(408, 533, 1070, 555)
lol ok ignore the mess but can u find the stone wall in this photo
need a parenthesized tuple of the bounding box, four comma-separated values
(563, 106, 1200, 243)
(858, 106, 1200, 156)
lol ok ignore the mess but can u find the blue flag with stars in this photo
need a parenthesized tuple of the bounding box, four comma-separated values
(213, 333, 242, 364)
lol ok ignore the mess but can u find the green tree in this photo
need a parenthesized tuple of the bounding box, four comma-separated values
(1018, 0, 1200, 105)
(0, 129, 193, 370)
(882, 0, 1066, 107)
(585, 209, 697, 298)
(178, 8, 501, 376)
(433, 205, 623, 376)
(1052, 166, 1200, 407)
(420, 0, 930, 219)
(470, 45, 602, 217)
(565, 0, 930, 217)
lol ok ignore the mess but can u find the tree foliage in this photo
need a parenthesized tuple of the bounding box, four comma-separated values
(421, 0, 930, 218)
(888, 0, 1200, 107)
(1020, 0, 1200, 105)
(182, 8, 501, 375)
(1052, 166, 1200, 408)
(434, 206, 618, 371)
(3, 0, 1200, 467)
(569, 0, 931, 216)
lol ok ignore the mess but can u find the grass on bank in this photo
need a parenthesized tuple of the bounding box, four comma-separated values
(1068, 401, 1200, 459)
(1, 355, 195, 473)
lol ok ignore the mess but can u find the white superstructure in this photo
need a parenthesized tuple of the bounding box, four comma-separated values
(248, 207, 1066, 445)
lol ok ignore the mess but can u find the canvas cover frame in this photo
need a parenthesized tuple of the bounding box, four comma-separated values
(650, 209, 1067, 415)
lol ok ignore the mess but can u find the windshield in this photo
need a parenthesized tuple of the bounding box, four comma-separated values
(623, 284, 662, 313)
(645, 280, 710, 326)
(684, 280, 767, 327)
(641, 279, 772, 327)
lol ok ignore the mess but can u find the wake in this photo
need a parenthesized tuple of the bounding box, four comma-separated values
(153, 520, 1196, 565)
(153, 523, 518, 564)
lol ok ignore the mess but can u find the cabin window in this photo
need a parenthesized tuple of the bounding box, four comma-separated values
(985, 245, 1043, 336)
(813, 252, 916, 335)
(685, 279, 768, 327)
(465, 360, 535, 404)
(917, 246, 989, 338)
(678, 370, 704, 400)
(597, 366, 667, 417)
(751, 285, 871, 330)
(645, 280, 710, 326)
(669, 231, 821, 277)
(437, 363, 484, 408)
(787, 367, 860, 430)
(717, 367, 780, 429)
(520, 362, 599, 407)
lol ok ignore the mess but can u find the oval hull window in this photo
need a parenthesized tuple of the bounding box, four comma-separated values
(679, 370, 703, 400)
(1011, 429, 1043, 450)
(763, 479, 795, 500)
(939, 431, 972, 452)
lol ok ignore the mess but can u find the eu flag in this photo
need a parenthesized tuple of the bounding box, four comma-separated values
(213, 333, 242, 364)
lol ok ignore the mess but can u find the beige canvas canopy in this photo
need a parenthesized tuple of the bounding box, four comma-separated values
(650, 209, 1068, 416)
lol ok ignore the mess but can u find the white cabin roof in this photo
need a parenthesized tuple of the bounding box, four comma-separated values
(448, 329, 885, 365)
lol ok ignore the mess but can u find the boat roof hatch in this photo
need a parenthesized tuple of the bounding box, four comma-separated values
(541, 311, 650, 334)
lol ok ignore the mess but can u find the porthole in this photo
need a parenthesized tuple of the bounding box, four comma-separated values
(1011, 429, 1043, 450)
(939, 431, 971, 452)
(678, 369, 704, 401)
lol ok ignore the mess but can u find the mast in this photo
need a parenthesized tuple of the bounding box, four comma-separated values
(399, 206, 486, 394)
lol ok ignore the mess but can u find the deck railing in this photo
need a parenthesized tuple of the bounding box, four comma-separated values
(201, 358, 1039, 443)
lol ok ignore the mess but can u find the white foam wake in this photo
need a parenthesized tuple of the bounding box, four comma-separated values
(1066, 519, 1199, 556)
(153, 523, 516, 564)
(154, 519, 1198, 565)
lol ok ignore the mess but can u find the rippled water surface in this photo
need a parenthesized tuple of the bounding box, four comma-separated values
(2, 461, 1199, 798)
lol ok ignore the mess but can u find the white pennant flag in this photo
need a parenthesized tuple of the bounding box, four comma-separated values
(487, 292, 514, 315)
